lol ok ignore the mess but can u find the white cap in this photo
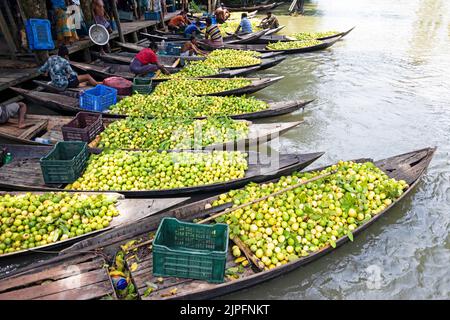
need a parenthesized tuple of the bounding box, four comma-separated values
(72, 0, 80, 5)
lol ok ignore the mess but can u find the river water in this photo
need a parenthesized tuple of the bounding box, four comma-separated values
(223, 0, 450, 299)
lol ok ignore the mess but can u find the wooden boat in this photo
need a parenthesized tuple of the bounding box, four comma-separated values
(0, 147, 435, 300)
(69, 57, 281, 81)
(0, 113, 302, 150)
(224, 36, 343, 54)
(141, 29, 268, 45)
(11, 87, 312, 120)
(252, 26, 355, 44)
(0, 144, 324, 198)
(115, 40, 283, 60)
(0, 192, 189, 260)
(34, 76, 283, 99)
(92, 52, 204, 66)
(226, 2, 283, 12)
(263, 25, 285, 36)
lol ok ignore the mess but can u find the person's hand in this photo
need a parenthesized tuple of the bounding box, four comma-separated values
(160, 66, 170, 75)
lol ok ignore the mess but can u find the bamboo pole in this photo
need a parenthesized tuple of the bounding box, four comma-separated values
(110, 0, 125, 42)
(0, 6, 17, 59)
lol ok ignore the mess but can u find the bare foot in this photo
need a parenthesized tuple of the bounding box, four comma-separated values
(18, 123, 34, 129)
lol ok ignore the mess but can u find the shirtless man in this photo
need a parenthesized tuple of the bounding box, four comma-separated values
(214, 4, 230, 24)
(181, 37, 207, 57)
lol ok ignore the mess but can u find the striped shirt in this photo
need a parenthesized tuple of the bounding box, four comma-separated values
(206, 24, 222, 41)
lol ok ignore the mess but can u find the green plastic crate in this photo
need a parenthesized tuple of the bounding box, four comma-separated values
(132, 77, 153, 95)
(40, 141, 89, 184)
(153, 217, 229, 283)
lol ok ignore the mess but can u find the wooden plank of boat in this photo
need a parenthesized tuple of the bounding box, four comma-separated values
(264, 25, 285, 36)
(54, 147, 433, 300)
(33, 76, 282, 99)
(0, 255, 114, 300)
(224, 36, 343, 54)
(10, 87, 81, 115)
(70, 61, 136, 81)
(200, 76, 284, 96)
(32, 80, 87, 96)
(224, 30, 269, 45)
(91, 51, 204, 66)
(0, 192, 189, 260)
(227, 2, 283, 12)
(11, 87, 311, 120)
(0, 145, 323, 198)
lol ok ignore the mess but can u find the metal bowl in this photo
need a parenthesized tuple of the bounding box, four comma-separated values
(89, 24, 110, 46)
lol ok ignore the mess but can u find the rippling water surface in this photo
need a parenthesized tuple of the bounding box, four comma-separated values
(223, 0, 450, 299)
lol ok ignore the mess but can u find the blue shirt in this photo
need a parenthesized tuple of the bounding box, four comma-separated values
(240, 17, 252, 34)
(184, 24, 201, 37)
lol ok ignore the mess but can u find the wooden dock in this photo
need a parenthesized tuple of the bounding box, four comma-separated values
(0, 11, 181, 94)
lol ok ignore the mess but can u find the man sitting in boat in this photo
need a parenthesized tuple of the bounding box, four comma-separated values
(214, 3, 230, 24)
(234, 12, 253, 35)
(201, 17, 224, 49)
(184, 20, 203, 39)
(260, 12, 279, 29)
(181, 37, 207, 57)
(0, 102, 27, 129)
(130, 42, 170, 77)
(168, 11, 190, 32)
(38, 46, 99, 91)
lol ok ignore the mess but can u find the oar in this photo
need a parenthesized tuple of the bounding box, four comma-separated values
(197, 170, 336, 224)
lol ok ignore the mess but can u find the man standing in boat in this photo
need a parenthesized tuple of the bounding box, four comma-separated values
(0, 102, 28, 129)
(129, 42, 170, 76)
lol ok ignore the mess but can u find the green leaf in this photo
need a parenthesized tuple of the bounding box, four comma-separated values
(347, 231, 354, 242)
(330, 240, 336, 248)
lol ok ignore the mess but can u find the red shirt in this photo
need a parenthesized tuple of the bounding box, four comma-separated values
(135, 48, 158, 65)
(169, 15, 188, 27)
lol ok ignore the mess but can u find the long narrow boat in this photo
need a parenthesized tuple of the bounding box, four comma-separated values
(0, 148, 435, 299)
(0, 144, 324, 198)
(11, 87, 310, 120)
(226, 2, 283, 12)
(92, 52, 204, 65)
(263, 25, 285, 36)
(69, 56, 285, 81)
(141, 29, 268, 45)
(114, 40, 282, 59)
(252, 26, 355, 44)
(0, 113, 302, 149)
(34, 76, 284, 97)
(224, 36, 343, 54)
(0, 192, 189, 260)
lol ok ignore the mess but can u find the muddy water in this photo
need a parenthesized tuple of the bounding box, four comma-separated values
(223, 0, 450, 299)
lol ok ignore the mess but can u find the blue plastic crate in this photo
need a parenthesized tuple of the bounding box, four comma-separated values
(166, 43, 181, 56)
(145, 11, 161, 21)
(25, 19, 54, 51)
(80, 85, 117, 112)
